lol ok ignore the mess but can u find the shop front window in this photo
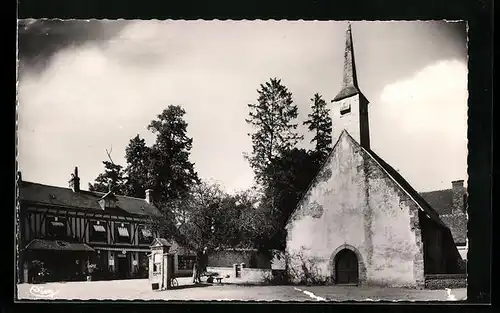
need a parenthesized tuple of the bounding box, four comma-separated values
(46, 216, 67, 240)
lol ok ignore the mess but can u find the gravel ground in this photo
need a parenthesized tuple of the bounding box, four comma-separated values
(16, 278, 466, 302)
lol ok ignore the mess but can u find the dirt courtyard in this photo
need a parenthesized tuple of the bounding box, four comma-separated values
(17, 277, 467, 302)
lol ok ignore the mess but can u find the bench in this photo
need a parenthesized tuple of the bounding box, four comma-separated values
(215, 277, 223, 284)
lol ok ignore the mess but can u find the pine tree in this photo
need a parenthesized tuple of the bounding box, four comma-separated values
(245, 78, 303, 185)
(124, 135, 151, 198)
(303, 93, 332, 161)
(88, 161, 127, 194)
(147, 105, 200, 208)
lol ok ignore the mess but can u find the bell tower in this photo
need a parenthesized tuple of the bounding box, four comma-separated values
(331, 23, 370, 149)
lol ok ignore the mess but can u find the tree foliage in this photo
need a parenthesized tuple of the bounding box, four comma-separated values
(245, 78, 303, 185)
(259, 148, 319, 250)
(171, 181, 269, 256)
(303, 93, 332, 160)
(124, 135, 152, 198)
(147, 105, 200, 208)
(244, 81, 334, 252)
(89, 105, 199, 240)
(88, 161, 127, 195)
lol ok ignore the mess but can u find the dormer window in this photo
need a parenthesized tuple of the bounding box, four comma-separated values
(99, 191, 118, 210)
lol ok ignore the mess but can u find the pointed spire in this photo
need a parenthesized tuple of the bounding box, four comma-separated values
(333, 22, 360, 101)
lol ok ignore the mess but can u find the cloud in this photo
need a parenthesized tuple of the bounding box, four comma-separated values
(374, 60, 468, 191)
(17, 19, 127, 75)
(379, 59, 467, 136)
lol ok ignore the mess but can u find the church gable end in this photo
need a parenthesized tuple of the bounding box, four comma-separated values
(286, 131, 427, 287)
(285, 23, 462, 288)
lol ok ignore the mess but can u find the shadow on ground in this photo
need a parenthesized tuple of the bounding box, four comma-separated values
(169, 283, 211, 290)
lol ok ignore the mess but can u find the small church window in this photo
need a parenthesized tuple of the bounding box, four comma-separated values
(340, 98, 352, 115)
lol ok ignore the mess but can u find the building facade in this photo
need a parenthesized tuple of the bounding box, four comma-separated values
(17, 167, 194, 283)
(285, 25, 463, 288)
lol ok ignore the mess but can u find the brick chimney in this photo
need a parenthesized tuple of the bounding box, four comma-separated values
(145, 189, 153, 204)
(451, 180, 465, 214)
(69, 167, 80, 192)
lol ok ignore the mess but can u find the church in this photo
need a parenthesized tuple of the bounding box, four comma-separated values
(285, 24, 464, 288)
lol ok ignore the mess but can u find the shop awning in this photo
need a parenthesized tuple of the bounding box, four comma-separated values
(24, 239, 95, 252)
(117, 227, 130, 237)
(50, 221, 65, 227)
(93, 224, 106, 232)
(93, 246, 150, 253)
(141, 228, 152, 237)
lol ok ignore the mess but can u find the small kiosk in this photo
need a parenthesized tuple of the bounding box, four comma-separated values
(149, 238, 175, 291)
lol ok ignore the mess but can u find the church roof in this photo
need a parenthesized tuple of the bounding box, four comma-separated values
(333, 24, 361, 102)
(287, 130, 447, 229)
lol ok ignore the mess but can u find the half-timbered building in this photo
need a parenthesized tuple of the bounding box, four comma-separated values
(17, 167, 165, 283)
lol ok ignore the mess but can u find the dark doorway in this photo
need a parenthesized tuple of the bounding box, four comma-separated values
(335, 249, 359, 285)
(117, 254, 129, 279)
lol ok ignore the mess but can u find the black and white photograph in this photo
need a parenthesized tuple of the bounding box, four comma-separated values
(16, 20, 468, 301)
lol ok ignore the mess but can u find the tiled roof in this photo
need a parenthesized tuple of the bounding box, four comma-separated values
(419, 189, 468, 245)
(420, 189, 454, 215)
(25, 239, 95, 252)
(439, 213, 467, 245)
(19, 181, 162, 218)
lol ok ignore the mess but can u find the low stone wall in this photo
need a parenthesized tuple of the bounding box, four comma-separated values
(208, 250, 271, 269)
(241, 268, 273, 282)
(424, 274, 467, 290)
(205, 266, 279, 285)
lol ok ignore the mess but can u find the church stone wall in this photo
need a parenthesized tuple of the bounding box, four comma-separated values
(286, 132, 424, 288)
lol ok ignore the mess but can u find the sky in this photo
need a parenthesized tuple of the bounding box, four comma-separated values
(17, 20, 468, 194)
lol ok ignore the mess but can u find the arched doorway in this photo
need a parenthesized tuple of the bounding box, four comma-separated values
(335, 249, 359, 285)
